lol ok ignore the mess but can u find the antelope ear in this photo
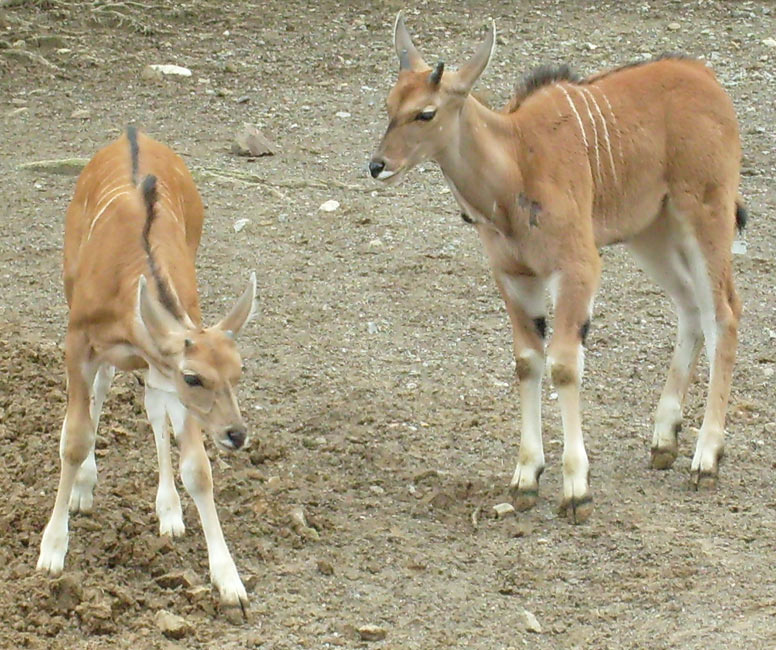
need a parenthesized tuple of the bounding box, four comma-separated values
(216, 272, 256, 336)
(136, 275, 184, 347)
(394, 11, 427, 71)
(453, 20, 496, 94)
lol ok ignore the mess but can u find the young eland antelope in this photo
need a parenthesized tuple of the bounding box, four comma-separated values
(37, 128, 256, 609)
(369, 14, 743, 522)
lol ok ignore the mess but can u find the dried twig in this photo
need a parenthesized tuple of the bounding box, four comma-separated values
(17, 158, 89, 175)
(0, 48, 62, 72)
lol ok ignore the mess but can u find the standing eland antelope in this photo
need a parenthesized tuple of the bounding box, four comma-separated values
(37, 127, 256, 609)
(369, 14, 744, 522)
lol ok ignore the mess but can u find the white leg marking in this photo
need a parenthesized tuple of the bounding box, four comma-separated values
(179, 423, 247, 607)
(682, 237, 717, 375)
(629, 223, 704, 463)
(582, 87, 618, 186)
(499, 273, 548, 504)
(69, 365, 114, 513)
(499, 272, 547, 319)
(574, 87, 601, 185)
(145, 385, 185, 537)
(554, 348, 590, 510)
(510, 349, 545, 495)
(40, 419, 73, 574)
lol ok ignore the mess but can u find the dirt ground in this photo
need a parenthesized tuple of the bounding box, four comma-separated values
(1, 0, 775, 648)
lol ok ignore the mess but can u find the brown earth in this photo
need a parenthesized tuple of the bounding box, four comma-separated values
(1, 1, 776, 648)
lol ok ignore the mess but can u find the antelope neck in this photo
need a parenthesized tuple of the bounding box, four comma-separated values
(434, 96, 522, 223)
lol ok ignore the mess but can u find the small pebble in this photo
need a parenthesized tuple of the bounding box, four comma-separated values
(319, 199, 340, 212)
(359, 624, 387, 642)
(523, 609, 542, 634)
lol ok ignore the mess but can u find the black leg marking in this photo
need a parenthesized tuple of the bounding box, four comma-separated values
(533, 316, 547, 339)
(461, 211, 475, 224)
(579, 319, 590, 345)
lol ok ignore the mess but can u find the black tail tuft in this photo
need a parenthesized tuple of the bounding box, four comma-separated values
(735, 200, 748, 233)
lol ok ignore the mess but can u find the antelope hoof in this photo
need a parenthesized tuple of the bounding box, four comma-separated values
(650, 446, 678, 470)
(68, 488, 94, 514)
(558, 494, 593, 524)
(37, 529, 67, 575)
(690, 469, 718, 491)
(509, 465, 543, 511)
(159, 516, 185, 538)
(212, 562, 249, 616)
(510, 487, 539, 512)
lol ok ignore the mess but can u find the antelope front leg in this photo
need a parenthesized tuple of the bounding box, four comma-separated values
(68, 364, 114, 512)
(39, 341, 97, 574)
(178, 416, 247, 610)
(497, 273, 547, 510)
(144, 385, 185, 537)
(548, 270, 599, 524)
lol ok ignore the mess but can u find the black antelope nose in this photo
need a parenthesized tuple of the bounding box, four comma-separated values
(369, 160, 385, 178)
(226, 427, 246, 449)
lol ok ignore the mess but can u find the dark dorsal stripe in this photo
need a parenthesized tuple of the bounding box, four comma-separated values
(506, 54, 695, 113)
(140, 174, 183, 321)
(506, 64, 580, 112)
(127, 125, 139, 186)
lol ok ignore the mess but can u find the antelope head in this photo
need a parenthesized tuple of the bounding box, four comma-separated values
(369, 12, 496, 184)
(136, 272, 257, 451)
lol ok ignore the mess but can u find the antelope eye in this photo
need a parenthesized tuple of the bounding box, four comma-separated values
(416, 109, 436, 121)
(183, 373, 203, 387)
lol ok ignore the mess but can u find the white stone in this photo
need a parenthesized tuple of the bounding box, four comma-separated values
(336, 111, 351, 118)
(319, 199, 340, 212)
(493, 502, 515, 518)
(763, 38, 776, 48)
(148, 64, 192, 76)
(233, 218, 250, 233)
(523, 609, 542, 633)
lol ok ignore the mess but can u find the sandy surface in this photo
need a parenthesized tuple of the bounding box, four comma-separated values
(1, 1, 775, 648)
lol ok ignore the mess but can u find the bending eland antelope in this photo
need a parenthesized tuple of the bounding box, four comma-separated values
(369, 14, 744, 522)
(37, 128, 256, 609)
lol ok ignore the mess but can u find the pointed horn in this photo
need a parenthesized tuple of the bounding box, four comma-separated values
(394, 11, 427, 70)
(429, 61, 444, 85)
(454, 19, 496, 93)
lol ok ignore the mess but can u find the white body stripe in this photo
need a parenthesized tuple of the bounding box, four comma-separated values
(581, 86, 618, 186)
(558, 85, 588, 151)
(86, 188, 132, 241)
(574, 87, 601, 184)
(598, 90, 625, 170)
